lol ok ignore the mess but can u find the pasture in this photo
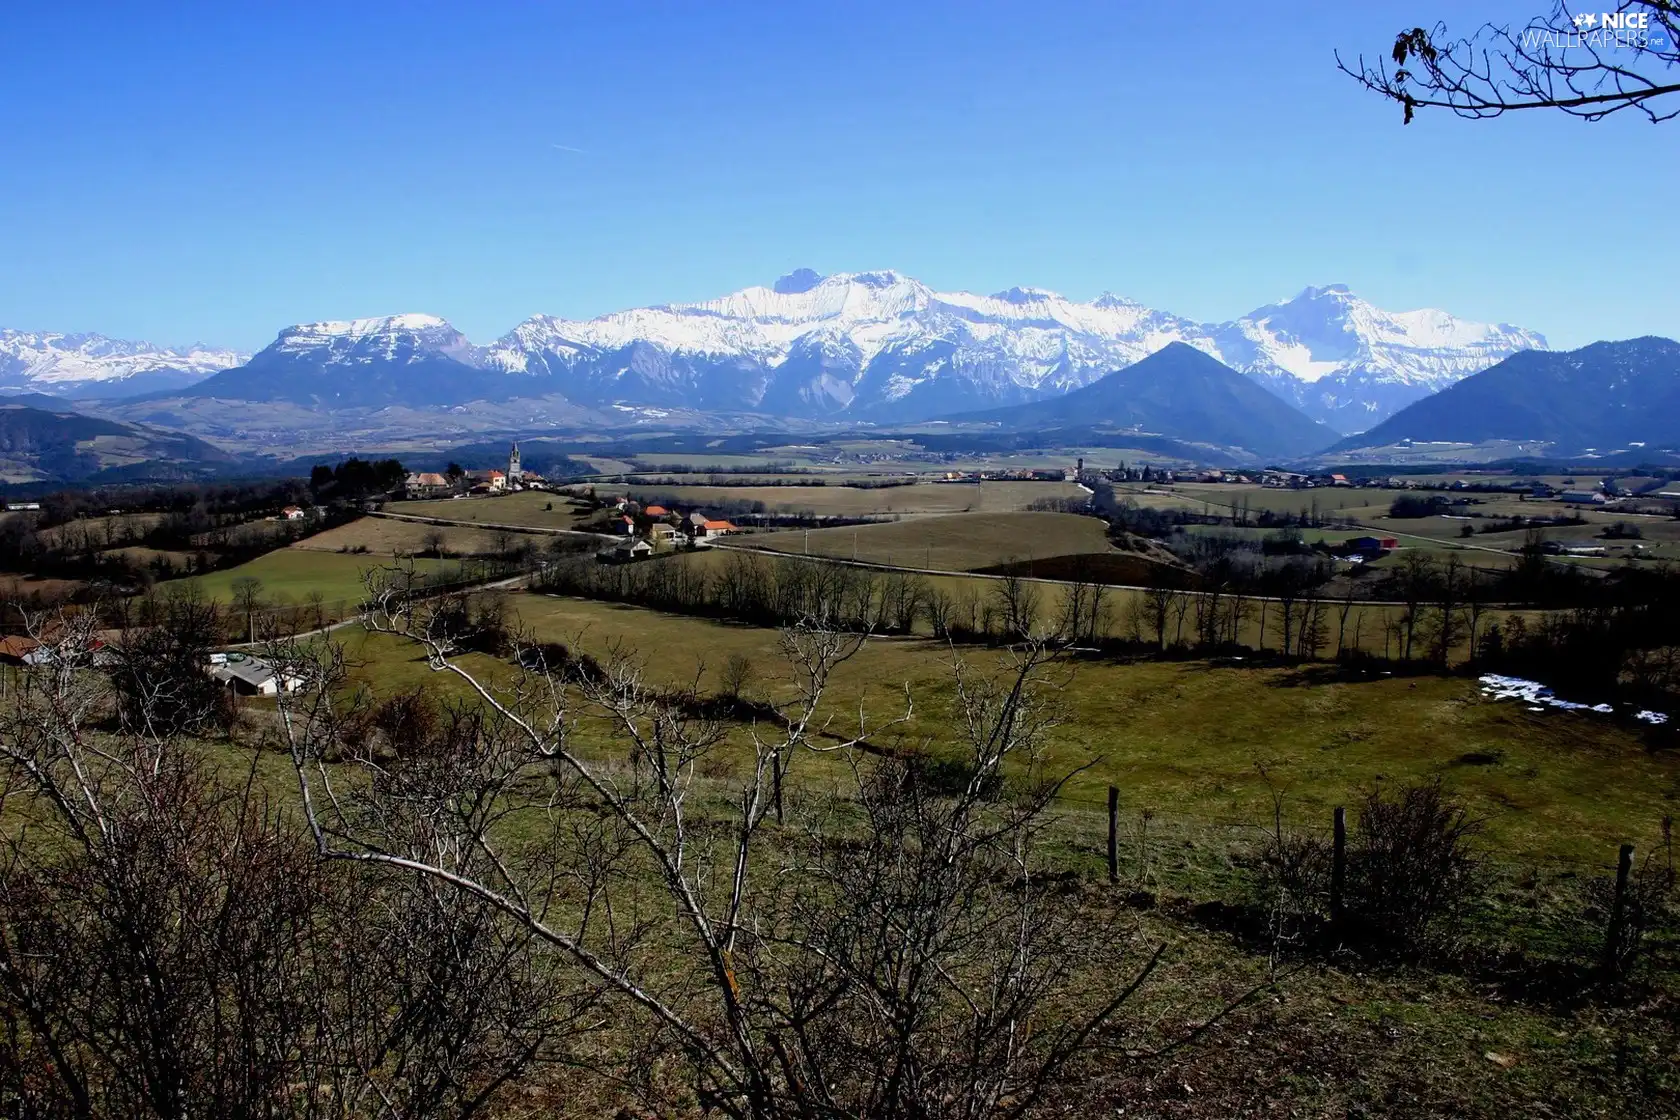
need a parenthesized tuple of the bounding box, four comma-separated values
(366, 589, 1679, 866)
(168, 550, 459, 608)
(590, 479, 1087, 516)
(746, 511, 1114, 571)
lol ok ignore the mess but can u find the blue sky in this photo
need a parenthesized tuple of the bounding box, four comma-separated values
(0, 0, 1671, 351)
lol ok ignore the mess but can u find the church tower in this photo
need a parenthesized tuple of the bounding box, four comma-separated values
(507, 441, 522, 485)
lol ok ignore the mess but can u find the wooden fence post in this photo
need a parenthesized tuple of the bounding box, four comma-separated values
(773, 757, 785, 826)
(1106, 786, 1119, 885)
(1604, 842, 1635, 976)
(1330, 806, 1347, 931)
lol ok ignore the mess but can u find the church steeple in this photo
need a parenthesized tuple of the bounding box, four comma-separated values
(507, 441, 522, 484)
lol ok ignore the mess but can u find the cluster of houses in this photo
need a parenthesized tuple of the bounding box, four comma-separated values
(0, 631, 112, 667)
(935, 467, 1071, 483)
(0, 631, 306, 699)
(598, 497, 738, 562)
(405, 444, 548, 498)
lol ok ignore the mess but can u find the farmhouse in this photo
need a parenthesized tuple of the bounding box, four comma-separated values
(465, 469, 506, 492)
(0, 635, 40, 666)
(281, 505, 305, 521)
(597, 538, 653, 563)
(1345, 535, 1399, 557)
(697, 519, 737, 538)
(208, 655, 305, 697)
(644, 505, 671, 518)
(406, 471, 451, 496)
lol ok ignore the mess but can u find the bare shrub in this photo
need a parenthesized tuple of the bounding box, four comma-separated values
(1345, 778, 1482, 955)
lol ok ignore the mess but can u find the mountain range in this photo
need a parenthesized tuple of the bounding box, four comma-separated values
(0, 330, 248, 399)
(5, 272, 1545, 436)
(1332, 337, 1680, 458)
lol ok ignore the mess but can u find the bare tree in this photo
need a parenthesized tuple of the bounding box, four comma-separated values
(231, 575, 264, 644)
(305, 588, 327, 632)
(720, 651, 756, 701)
(1335, 586, 1359, 659)
(992, 569, 1043, 642)
(1140, 572, 1177, 653)
(1429, 554, 1469, 666)
(1341, 2, 1680, 123)
(923, 584, 956, 640)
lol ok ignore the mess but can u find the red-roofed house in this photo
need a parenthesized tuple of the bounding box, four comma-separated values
(644, 505, 670, 518)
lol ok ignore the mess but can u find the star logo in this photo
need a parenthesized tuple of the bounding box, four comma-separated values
(1573, 11, 1598, 28)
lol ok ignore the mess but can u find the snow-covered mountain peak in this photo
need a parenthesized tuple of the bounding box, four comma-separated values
(468, 272, 1548, 429)
(43, 272, 1547, 430)
(278, 312, 455, 341)
(265, 313, 480, 367)
(773, 268, 824, 294)
(0, 329, 247, 398)
(991, 286, 1063, 304)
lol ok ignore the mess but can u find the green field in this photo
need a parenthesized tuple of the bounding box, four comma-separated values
(746, 511, 1114, 570)
(169, 550, 459, 609)
(369, 590, 1679, 867)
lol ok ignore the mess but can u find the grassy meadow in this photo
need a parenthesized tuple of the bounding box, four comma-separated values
(168, 550, 459, 609)
(746, 510, 1113, 570)
(590, 478, 1087, 516)
(338, 589, 1678, 868)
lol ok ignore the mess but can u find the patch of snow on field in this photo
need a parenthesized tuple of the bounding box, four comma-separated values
(1478, 673, 1666, 722)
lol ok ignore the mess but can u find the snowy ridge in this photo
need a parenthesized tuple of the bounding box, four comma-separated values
(0, 329, 248, 397)
(468, 271, 1545, 429)
(33, 270, 1548, 428)
(273, 313, 476, 363)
